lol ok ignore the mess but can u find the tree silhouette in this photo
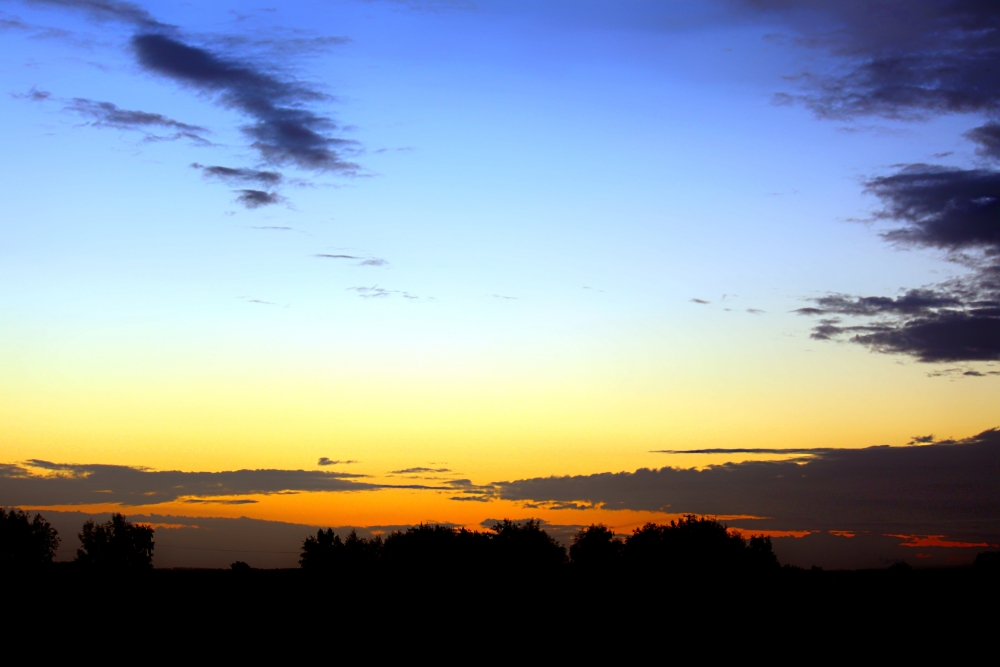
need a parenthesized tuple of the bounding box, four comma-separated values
(489, 519, 567, 571)
(0, 508, 59, 566)
(300, 528, 343, 570)
(382, 524, 490, 573)
(76, 513, 154, 569)
(624, 515, 776, 575)
(569, 524, 623, 570)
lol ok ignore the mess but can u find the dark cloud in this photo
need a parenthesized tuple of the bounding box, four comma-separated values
(495, 428, 1000, 541)
(252, 226, 294, 231)
(0, 460, 449, 506)
(796, 162, 1000, 362)
(690, 298, 709, 304)
(866, 165, 1000, 252)
(22, 0, 166, 28)
(13, 87, 52, 101)
(132, 33, 359, 175)
(318, 458, 358, 466)
(390, 467, 451, 474)
(235, 189, 282, 209)
(966, 122, 1000, 162)
(181, 498, 258, 505)
(64, 98, 208, 138)
(653, 447, 833, 455)
(192, 163, 282, 187)
(316, 254, 358, 259)
(358, 258, 388, 266)
(741, 1, 1000, 120)
(746, 308, 765, 314)
(796, 272, 1000, 362)
(909, 434, 936, 445)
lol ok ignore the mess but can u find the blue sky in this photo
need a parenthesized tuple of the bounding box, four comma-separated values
(2, 0, 998, 566)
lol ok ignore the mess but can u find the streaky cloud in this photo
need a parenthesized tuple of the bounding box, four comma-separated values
(0, 460, 446, 506)
(132, 33, 360, 175)
(192, 163, 282, 187)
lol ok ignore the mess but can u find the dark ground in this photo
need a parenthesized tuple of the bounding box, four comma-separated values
(10, 564, 997, 648)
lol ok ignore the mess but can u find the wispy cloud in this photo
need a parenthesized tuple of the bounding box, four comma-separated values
(318, 458, 358, 466)
(347, 285, 420, 300)
(235, 189, 282, 209)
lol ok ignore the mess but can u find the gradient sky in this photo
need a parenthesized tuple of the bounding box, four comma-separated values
(2, 0, 998, 567)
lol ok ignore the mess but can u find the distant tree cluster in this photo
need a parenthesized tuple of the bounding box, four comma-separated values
(1, 509, 155, 569)
(0, 508, 60, 566)
(301, 516, 779, 577)
(77, 513, 155, 569)
(302, 519, 565, 574)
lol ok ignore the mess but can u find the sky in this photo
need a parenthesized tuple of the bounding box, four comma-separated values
(1, 0, 998, 568)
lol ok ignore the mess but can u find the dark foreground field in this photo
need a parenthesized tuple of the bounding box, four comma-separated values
(10, 564, 997, 644)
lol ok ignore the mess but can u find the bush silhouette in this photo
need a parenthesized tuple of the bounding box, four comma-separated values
(230, 561, 251, 571)
(973, 550, 1000, 572)
(569, 524, 623, 570)
(0, 508, 60, 566)
(76, 513, 154, 569)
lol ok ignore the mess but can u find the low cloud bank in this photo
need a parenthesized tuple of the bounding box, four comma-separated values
(496, 429, 1000, 542)
(0, 461, 442, 506)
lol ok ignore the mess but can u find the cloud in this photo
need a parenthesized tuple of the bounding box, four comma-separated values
(192, 163, 282, 187)
(235, 189, 282, 209)
(739, 1, 1000, 120)
(967, 122, 1000, 162)
(318, 458, 358, 466)
(690, 298, 709, 304)
(67, 97, 206, 133)
(316, 254, 388, 267)
(495, 428, 1000, 541)
(795, 162, 1000, 362)
(22, 0, 166, 28)
(252, 226, 293, 231)
(390, 467, 451, 474)
(866, 165, 1000, 253)
(0, 460, 452, 506)
(131, 33, 360, 175)
(652, 447, 833, 456)
(12, 87, 52, 101)
(347, 285, 420, 299)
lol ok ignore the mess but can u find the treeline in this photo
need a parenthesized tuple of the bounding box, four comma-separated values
(300, 516, 781, 576)
(5, 507, 1000, 576)
(0, 508, 153, 568)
